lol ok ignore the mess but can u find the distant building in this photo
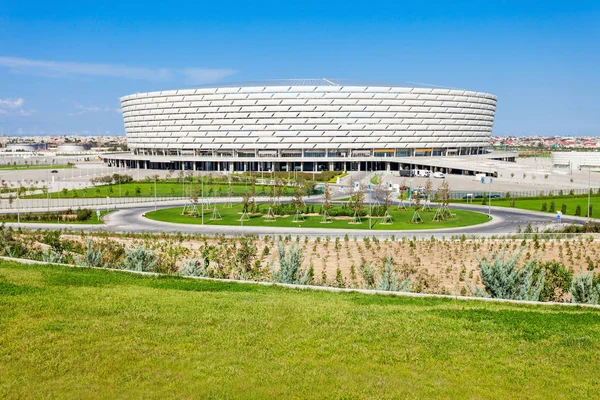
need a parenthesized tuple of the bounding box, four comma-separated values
(5, 143, 47, 152)
(552, 151, 600, 169)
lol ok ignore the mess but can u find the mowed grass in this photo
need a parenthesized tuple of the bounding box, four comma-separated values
(1, 260, 599, 399)
(0, 210, 111, 224)
(455, 195, 600, 219)
(145, 204, 490, 230)
(25, 182, 294, 199)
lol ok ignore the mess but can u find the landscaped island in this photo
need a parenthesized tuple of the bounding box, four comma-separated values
(144, 203, 490, 230)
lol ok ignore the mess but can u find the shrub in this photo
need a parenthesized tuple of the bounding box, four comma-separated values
(570, 273, 600, 304)
(335, 267, 345, 288)
(376, 256, 411, 292)
(76, 208, 93, 221)
(534, 261, 572, 302)
(358, 260, 376, 289)
(561, 204, 567, 214)
(575, 205, 581, 216)
(41, 249, 62, 264)
(476, 251, 544, 301)
(549, 201, 555, 213)
(272, 242, 306, 284)
(541, 202, 547, 212)
(82, 239, 105, 268)
(181, 257, 209, 277)
(122, 246, 158, 272)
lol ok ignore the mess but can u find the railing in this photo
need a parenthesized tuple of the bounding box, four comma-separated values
(449, 187, 600, 200)
(0, 195, 185, 212)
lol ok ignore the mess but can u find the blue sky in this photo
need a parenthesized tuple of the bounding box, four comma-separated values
(0, 1, 599, 136)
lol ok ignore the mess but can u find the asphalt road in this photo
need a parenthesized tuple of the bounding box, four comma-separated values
(2, 201, 587, 238)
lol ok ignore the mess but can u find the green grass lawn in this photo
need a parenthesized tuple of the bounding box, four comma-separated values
(1, 260, 599, 398)
(370, 174, 380, 185)
(145, 203, 490, 230)
(25, 182, 295, 199)
(0, 210, 111, 224)
(0, 164, 73, 170)
(455, 195, 600, 219)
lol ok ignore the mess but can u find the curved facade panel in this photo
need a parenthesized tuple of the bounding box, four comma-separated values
(121, 83, 496, 158)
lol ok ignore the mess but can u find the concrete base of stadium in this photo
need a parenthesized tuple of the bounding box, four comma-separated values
(101, 151, 517, 176)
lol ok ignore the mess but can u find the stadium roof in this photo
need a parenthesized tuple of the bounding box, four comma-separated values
(195, 78, 462, 90)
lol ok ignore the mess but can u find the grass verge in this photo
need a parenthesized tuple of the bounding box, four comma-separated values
(454, 195, 600, 219)
(0, 210, 110, 224)
(24, 182, 295, 199)
(0, 260, 599, 398)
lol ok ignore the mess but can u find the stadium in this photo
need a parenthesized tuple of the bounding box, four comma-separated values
(103, 79, 498, 174)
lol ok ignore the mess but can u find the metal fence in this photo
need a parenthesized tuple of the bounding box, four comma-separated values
(449, 187, 600, 200)
(0, 195, 185, 212)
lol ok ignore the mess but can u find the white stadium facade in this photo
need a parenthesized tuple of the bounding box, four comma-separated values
(103, 79, 501, 174)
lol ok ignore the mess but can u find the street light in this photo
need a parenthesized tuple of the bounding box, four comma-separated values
(488, 168, 492, 217)
(587, 166, 591, 222)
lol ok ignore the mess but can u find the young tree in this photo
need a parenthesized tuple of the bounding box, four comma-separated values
(291, 178, 306, 212)
(323, 183, 332, 214)
(383, 185, 393, 213)
(241, 180, 255, 213)
(350, 183, 365, 223)
(275, 178, 285, 204)
(410, 190, 423, 223)
(424, 178, 433, 203)
(432, 180, 452, 221)
(374, 180, 385, 206)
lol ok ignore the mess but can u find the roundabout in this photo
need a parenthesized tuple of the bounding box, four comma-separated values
(143, 203, 491, 231)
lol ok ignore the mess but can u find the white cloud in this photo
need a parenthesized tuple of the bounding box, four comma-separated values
(0, 97, 24, 109)
(0, 56, 237, 83)
(0, 97, 33, 117)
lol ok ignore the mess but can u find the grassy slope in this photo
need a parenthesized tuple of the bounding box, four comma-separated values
(455, 196, 600, 219)
(0, 260, 599, 399)
(25, 182, 293, 199)
(145, 204, 490, 230)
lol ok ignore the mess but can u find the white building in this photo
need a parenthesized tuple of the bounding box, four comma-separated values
(103, 79, 498, 173)
(552, 151, 600, 170)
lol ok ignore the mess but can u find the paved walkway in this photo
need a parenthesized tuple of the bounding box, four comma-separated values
(2, 202, 595, 239)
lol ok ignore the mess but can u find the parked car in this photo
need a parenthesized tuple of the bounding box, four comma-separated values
(433, 172, 445, 178)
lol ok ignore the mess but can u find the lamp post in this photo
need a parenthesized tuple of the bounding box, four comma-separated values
(369, 200, 372, 230)
(16, 187, 20, 224)
(488, 170, 492, 217)
(587, 166, 591, 222)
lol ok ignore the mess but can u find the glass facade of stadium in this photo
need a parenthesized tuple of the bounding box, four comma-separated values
(103, 79, 497, 173)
